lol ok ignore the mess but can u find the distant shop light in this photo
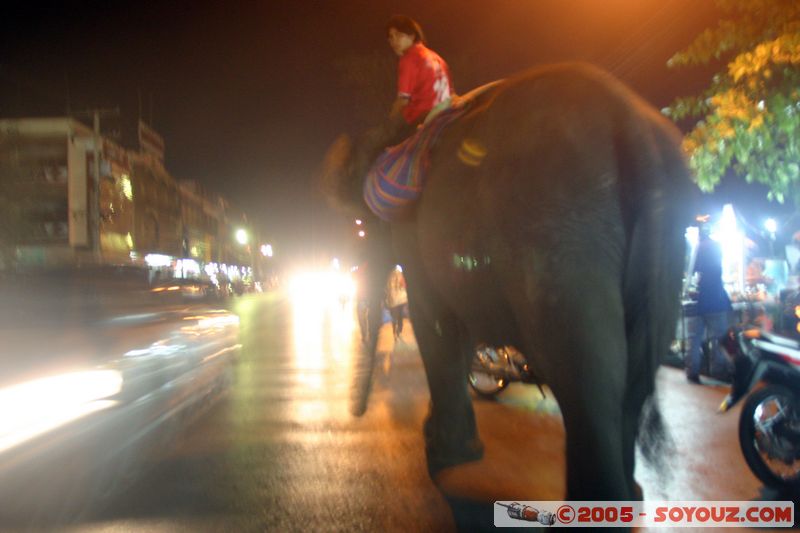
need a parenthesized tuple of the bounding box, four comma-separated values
(719, 204, 737, 236)
(175, 259, 200, 277)
(224, 265, 241, 278)
(685, 226, 699, 249)
(145, 253, 173, 268)
(120, 175, 133, 201)
(718, 204, 745, 294)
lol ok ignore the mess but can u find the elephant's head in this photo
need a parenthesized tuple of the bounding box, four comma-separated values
(318, 133, 370, 219)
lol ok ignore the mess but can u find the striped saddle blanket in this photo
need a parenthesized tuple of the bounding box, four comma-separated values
(363, 104, 466, 222)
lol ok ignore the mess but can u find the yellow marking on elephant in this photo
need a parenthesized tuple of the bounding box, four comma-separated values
(458, 138, 487, 167)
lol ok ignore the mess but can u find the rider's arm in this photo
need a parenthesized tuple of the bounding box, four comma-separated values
(393, 55, 413, 122)
(389, 95, 409, 122)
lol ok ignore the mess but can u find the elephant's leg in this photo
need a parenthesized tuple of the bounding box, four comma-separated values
(557, 383, 632, 501)
(366, 241, 395, 354)
(532, 278, 634, 501)
(407, 297, 484, 475)
(350, 236, 396, 416)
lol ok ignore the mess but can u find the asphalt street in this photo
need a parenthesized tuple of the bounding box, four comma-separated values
(30, 290, 795, 532)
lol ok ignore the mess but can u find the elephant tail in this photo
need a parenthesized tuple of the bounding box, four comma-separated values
(627, 195, 681, 474)
(637, 395, 671, 469)
(619, 107, 696, 472)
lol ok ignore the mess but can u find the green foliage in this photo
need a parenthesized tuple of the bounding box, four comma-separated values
(664, 0, 800, 204)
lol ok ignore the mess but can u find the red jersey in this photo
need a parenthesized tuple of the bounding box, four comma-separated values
(397, 43, 453, 125)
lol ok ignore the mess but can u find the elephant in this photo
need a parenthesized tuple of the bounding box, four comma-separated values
(321, 62, 696, 502)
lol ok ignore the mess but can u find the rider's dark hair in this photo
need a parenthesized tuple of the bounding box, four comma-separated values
(386, 15, 425, 44)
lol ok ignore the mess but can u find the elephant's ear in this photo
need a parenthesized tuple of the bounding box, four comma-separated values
(317, 134, 364, 216)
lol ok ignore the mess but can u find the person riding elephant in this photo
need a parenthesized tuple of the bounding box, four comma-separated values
(353, 15, 455, 181)
(387, 15, 454, 130)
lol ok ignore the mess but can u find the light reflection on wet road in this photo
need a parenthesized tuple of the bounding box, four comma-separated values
(60, 290, 789, 532)
(70, 291, 454, 532)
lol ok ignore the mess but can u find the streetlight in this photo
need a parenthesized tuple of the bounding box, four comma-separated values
(260, 243, 273, 257)
(358, 230, 366, 238)
(765, 218, 778, 256)
(235, 228, 249, 245)
(719, 204, 745, 293)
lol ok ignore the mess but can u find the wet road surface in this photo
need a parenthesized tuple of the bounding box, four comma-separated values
(18, 290, 795, 531)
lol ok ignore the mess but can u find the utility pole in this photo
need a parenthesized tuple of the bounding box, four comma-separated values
(71, 108, 119, 257)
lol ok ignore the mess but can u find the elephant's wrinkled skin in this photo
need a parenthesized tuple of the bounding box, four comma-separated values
(321, 63, 696, 501)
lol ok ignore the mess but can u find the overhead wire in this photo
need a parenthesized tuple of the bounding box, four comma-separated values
(599, 0, 673, 69)
(611, 21, 680, 82)
(595, 0, 683, 80)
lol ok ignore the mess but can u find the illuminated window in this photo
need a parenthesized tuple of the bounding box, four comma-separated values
(120, 174, 133, 201)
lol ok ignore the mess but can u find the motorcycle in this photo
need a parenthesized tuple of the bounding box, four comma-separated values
(468, 344, 543, 398)
(720, 327, 800, 491)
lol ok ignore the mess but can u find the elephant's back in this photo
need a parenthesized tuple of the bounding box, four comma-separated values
(419, 62, 690, 237)
(417, 64, 633, 247)
(412, 62, 692, 335)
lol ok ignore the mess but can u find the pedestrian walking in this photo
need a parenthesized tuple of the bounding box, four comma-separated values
(385, 266, 408, 340)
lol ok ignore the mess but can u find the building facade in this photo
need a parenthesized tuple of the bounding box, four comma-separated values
(0, 117, 253, 275)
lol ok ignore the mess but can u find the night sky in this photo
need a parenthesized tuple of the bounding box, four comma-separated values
(4, 0, 784, 263)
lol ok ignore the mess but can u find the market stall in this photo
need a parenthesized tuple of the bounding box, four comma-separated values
(668, 204, 797, 372)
